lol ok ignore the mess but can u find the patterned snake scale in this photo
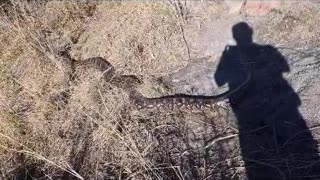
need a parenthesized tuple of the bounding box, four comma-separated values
(129, 73, 251, 112)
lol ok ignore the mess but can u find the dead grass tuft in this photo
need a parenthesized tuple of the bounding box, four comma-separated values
(0, 1, 237, 179)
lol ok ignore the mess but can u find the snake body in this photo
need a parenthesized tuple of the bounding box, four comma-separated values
(74, 57, 250, 112)
(129, 72, 251, 112)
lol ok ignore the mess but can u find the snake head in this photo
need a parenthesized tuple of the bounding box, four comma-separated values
(129, 90, 145, 109)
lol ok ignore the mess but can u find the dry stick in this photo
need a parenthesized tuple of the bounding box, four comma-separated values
(178, 22, 191, 61)
(230, 167, 245, 180)
(170, 0, 191, 61)
(273, 125, 280, 154)
(204, 134, 238, 149)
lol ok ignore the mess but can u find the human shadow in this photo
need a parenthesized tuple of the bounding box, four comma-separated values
(214, 22, 320, 180)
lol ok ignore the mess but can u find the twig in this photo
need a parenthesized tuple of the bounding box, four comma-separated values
(169, 0, 191, 61)
(178, 22, 191, 61)
(204, 134, 238, 149)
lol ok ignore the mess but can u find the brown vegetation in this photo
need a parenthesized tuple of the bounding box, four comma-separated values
(0, 1, 236, 179)
(4, 1, 319, 179)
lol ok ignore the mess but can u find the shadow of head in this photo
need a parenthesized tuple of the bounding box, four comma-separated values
(232, 22, 253, 47)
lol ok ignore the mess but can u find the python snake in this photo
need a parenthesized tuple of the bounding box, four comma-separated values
(77, 57, 251, 112)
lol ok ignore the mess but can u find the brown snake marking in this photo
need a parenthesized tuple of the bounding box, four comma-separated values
(79, 57, 251, 112)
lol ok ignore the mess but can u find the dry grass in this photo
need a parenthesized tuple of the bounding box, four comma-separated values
(0, 1, 97, 179)
(0, 1, 237, 179)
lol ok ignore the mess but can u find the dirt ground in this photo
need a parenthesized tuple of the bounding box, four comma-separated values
(0, 1, 320, 180)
